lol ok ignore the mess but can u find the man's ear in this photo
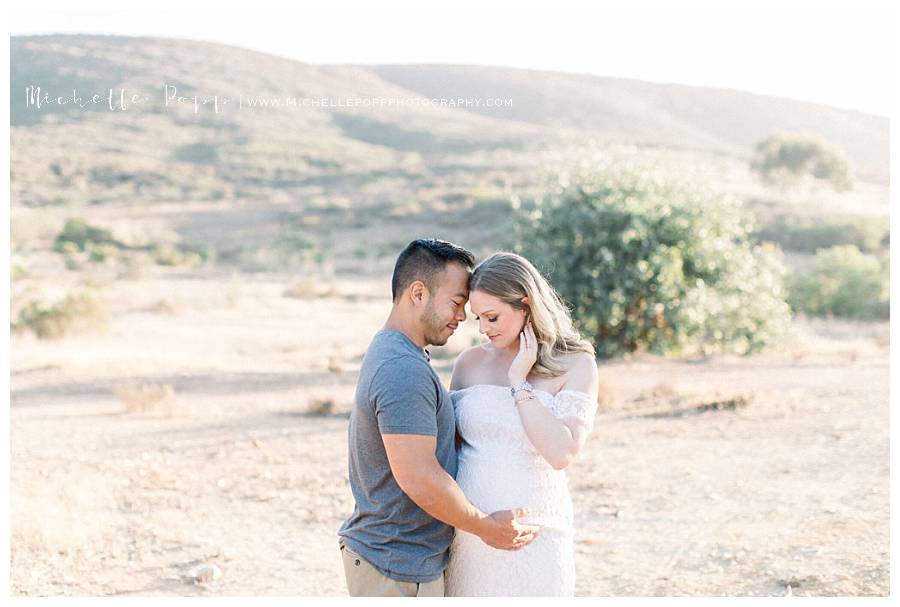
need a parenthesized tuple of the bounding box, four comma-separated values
(408, 280, 429, 305)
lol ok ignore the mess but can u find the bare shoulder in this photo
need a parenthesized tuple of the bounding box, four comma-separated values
(455, 343, 490, 368)
(450, 343, 490, 389)
(560, 351, 597, 372)
(559, 351, 599, 392)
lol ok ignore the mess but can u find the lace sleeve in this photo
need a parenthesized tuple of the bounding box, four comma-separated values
(548, 390, 597, 432)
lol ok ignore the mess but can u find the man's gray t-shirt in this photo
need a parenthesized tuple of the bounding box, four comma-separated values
(337, 329, 458, 583)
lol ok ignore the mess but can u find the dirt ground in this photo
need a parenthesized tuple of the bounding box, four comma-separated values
(9, 271, 890, 597)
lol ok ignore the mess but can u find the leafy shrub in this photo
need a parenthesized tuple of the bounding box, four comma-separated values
(787, 245, 889, 320)
(756, 214, 889, 254)
(87, 243, 120, 263)
(751, 133, 853, 191)
(151, 243, 203, 267)
(53, 219, 123, 253)
(516, 169, 792, 358)
(13, 291, 109, 339)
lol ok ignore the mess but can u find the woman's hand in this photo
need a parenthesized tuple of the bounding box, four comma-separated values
(507, 322, 538, 385)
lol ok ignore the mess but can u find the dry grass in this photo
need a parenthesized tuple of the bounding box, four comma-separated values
(307, 395, 336, 416)
(283, 279, 338, 299)
(13, 291, 109, 340)
(305, 384, 352, 416)
(326, 347, 345, 375)
(637, 386, 757, 418)
(650, 381, 678, 399)
(596, 377, 618, 410)
(624, 379, 758, 417)
(146, 298, 180, 315)
(11, 466, 119, 557)
(113, 382, 175, 415)
(117, 252, 152, 280)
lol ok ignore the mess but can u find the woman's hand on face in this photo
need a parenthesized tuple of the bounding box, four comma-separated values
(508, 322, 538, 385)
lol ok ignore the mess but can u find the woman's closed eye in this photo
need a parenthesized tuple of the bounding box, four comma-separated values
(474, 315, 498, 322)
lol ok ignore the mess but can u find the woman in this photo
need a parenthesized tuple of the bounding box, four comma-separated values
(445, 252, 599, 596)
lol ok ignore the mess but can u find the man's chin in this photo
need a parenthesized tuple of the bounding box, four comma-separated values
(426, 330, 455, 347)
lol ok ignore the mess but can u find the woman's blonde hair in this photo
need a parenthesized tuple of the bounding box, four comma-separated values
(470, 252, 595, 377)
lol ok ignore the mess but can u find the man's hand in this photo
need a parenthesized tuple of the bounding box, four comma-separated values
(477, 508, 541, 551)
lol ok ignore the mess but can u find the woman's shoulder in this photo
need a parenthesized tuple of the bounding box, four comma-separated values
(558, 351, 599, 390)
(558, 350, 596, 368)
(456, 343, 492, 365)
(451, 343, 492, 389)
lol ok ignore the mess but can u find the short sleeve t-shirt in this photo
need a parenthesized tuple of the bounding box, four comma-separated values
(337, 329, 458, 583)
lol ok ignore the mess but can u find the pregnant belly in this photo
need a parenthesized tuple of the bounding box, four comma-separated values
(456, 447, 574, 534)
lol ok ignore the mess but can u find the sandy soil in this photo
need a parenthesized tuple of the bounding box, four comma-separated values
(9, 272, 890, 596)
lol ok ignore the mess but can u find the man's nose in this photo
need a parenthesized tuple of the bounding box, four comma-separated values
(455, 308, 467, 322)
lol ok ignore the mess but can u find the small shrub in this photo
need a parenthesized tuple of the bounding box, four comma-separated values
(114, 383, 175, 414)
(13, 291, 109, 339)
(60, 242, 84, 270)
(751, 133, 854, 191)
(152, 243, 203, 267)
(787, 245, 889, 320)
(148, 298, 179, 315)
(308, 396, 336, 416)
(53, 219, 122, 253)
(87, 242, 120, 264)
(118, 252, 152, 280)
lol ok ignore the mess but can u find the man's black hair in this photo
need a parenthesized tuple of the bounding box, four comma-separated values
(391, 238, 475, 301)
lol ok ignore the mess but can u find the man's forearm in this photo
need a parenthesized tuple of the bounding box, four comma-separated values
(403, 466, 489, 537)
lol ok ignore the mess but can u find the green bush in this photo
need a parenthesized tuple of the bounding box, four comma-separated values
(53, 219, 123, 253)
(13, 291, 109, 339)
(516, 169, 792, 359)
(751, 133, 854, 191)
(151, 243, 204, 267)
(87, 242, 120, 263)
(787, 245, 889, 320)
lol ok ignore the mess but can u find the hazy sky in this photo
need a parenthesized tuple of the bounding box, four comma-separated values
(8, 0, 897, 116)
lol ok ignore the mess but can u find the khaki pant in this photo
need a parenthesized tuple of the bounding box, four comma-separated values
(339, 542, 445, 597)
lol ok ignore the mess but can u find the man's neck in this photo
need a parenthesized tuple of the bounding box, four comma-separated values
(383, 311, 428, 350)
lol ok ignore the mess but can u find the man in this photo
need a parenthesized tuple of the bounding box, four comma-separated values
(337, 238, 540, 597)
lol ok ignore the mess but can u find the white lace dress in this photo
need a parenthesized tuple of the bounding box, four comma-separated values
(445, 384, 597, 597)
